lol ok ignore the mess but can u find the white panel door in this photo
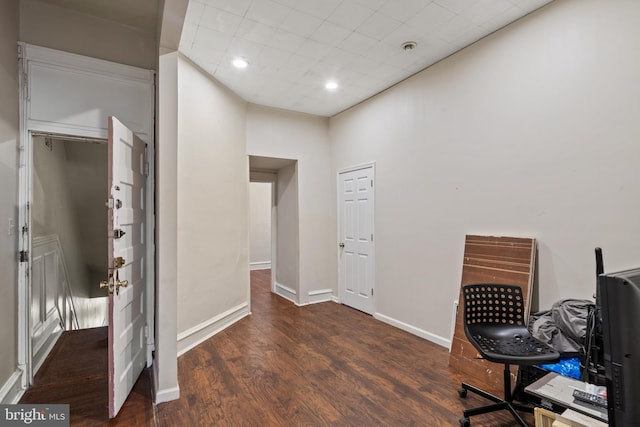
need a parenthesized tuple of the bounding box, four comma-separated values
(339, 166, 375, 314)
(106, 117, 147, 418)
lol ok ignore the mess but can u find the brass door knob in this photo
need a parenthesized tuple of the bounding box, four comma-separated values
(115, 278, 128, 295)
(100, 277, 114, 293)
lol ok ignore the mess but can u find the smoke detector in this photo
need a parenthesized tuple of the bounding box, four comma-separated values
(401, 41, 418, 51)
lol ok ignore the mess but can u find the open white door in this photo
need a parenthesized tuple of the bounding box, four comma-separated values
(105, 117, 147, 418)
(338, 165, 375, 315)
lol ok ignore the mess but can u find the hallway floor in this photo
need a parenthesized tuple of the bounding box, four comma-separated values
(19, 326, 153, 426)
(20, 270, 533, 426)
(155, 270, 532, 426)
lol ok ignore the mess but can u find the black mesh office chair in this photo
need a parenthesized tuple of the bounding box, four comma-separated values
(457, 284, 560, 427)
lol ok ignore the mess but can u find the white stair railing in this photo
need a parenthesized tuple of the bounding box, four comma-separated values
(32, 235, 79, 332)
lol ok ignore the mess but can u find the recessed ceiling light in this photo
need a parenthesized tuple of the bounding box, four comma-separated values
(325, 81, 338, 90)
(232, 58, 248, 69)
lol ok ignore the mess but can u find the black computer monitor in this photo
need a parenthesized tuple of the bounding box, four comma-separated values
(597, 267, 640, 426)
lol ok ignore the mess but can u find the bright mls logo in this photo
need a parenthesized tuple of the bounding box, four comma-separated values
(0, 405, 69, 427)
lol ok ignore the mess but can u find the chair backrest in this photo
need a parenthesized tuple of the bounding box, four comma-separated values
(462, 284, 526, 327)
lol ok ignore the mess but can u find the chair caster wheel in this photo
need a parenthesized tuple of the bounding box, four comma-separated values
(459, 417, 470, 427)
(458, 387, 467, 398)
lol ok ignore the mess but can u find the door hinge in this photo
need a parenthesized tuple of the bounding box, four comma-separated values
(371, 288, 374, 296)
(144, 162, 149, 177)
(371, 233, 373, 242)
(23, 70, 29, 101)
(371, 179, 373, 187)
(18, 45, 29, 100)
(19, 250, 28, 262)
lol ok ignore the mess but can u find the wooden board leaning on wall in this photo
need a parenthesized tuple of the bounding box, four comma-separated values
(449, 235, 537, 396)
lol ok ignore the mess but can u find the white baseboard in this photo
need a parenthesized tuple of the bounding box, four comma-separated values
(249, 261, 271, 271)
(0, 370, 24, 404)
(274, 282, 297, 304)
(177, 302, 250, 356)
(307, 289, 334, 304)
(331, 295, 340, 303)
(154, 385, 180, 405)
(33, 328, 62, 377)
(152, 363, 180, 404)
(374, 312, 451, 349)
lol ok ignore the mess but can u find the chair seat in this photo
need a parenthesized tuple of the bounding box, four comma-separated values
(468, 324, 559, 364)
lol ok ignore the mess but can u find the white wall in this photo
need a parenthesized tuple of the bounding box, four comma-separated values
(62, 140, 108, 297)
(32, 137, 90, 297)
(249, 182, 271, 270)
(153, 0, 188, 403)
(0, 0, 19, 403)
(155, 50, 180, 403)
(19, 0, 157, 70)
(176, 56, 249, 335)
(329, 0, 640, 345)
(246, 105, 336, 304)
(275, 164, 299, 295)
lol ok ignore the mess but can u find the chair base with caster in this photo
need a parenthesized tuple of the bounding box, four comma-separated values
(457, 365, 533, 426)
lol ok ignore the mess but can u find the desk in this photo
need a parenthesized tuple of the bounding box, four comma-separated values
(525, 372, 608, 424)
(534, 407, 607, 427)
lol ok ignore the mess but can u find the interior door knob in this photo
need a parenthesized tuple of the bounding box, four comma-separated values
(116, 279, 128, 295)
(114, 267, 129, 295)
(339, 242, 345, 248)
(100, 273, 114, 293)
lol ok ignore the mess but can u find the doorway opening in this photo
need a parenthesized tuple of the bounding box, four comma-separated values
(17, 43, 156, 414)
(249, 181, 273, 274)
(20, 124, 153, 419)
(248, 155, 298, 304)
(30, 133, 109, 375)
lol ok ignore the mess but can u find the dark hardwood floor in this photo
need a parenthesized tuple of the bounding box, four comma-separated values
(156, 270, 533, 426)
(20, 270, 533, 426)
(19, 327, 154, 426)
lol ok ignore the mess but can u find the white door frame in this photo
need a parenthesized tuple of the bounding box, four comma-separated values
(17, 44, 156, 388)
(337, 162, 376, 314)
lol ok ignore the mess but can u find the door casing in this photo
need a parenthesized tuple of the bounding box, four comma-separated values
(17, 43, 155, 388)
